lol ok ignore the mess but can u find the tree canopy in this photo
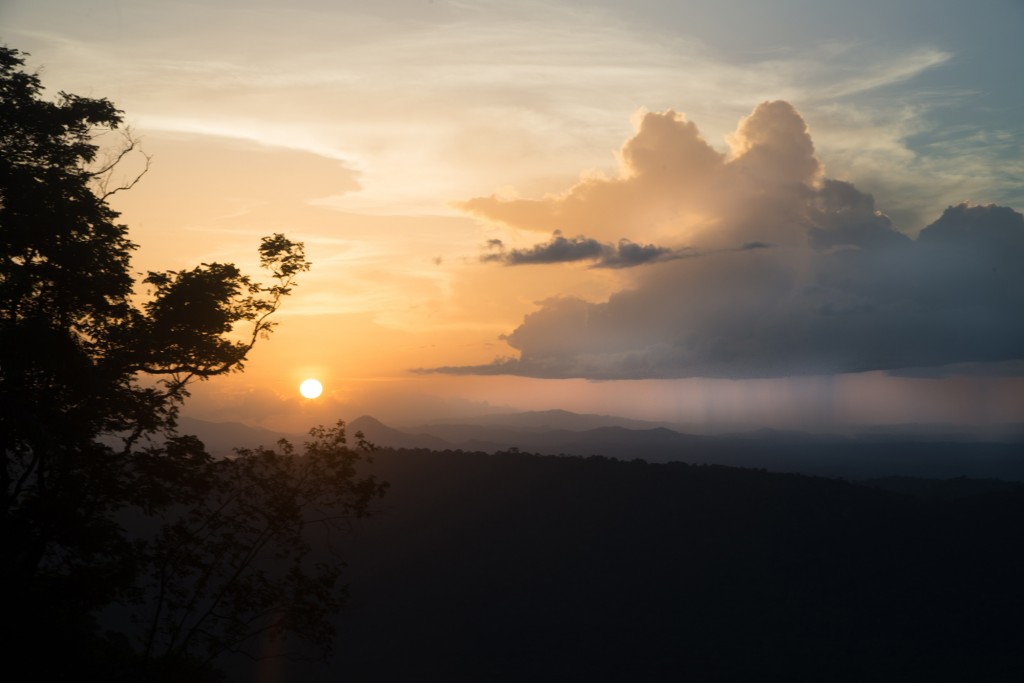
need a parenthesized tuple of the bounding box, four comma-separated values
(0, 45, 386, 678)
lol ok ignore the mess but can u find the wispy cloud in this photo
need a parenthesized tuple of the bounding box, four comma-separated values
(7, 0, 979, 219)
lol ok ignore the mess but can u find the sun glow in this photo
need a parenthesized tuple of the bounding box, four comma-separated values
(299, 378, 323, 399)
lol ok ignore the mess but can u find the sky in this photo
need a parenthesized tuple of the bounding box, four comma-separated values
(3, 0, 1023, 433)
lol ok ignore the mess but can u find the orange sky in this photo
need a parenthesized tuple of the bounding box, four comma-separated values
(3, 0, 1022, 432)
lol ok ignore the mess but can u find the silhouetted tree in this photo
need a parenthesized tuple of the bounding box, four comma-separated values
(0, 46, 385, 678)
(133, 424, 385, 679)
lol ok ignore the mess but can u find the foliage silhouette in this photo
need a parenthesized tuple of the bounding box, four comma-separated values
(0, 45, 386, 678)
(134, 424, 386, 678)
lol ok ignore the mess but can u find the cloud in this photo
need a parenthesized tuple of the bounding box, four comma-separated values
(439, 102, 1024, 379)
(482, 230, 677, 268)
(458, 100, 836, 250)
(482, 231, 604, 265)
(457, 105, 727, 243)
(602, 239, 677, 268)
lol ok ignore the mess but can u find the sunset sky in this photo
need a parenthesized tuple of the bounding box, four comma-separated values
(3, 0, 1023, 432)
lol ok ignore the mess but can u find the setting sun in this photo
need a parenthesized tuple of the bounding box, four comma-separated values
(299, 378, 323, 399)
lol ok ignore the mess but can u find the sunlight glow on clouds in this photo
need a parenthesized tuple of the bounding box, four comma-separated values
(3, 0, 1022, 428)
(3, 0, 988, 222)
(438, 102, 1024, 380)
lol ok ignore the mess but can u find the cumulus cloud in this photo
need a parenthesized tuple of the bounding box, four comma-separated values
(437, 101, 1024, 380)
(458, 100, 824, 247)
(482, 230, 677, 268)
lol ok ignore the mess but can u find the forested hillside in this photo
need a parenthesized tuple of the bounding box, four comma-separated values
(230, 447, 1024, 682)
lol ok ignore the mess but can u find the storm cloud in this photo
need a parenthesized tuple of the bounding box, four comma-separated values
(441, 102, 1024, 380)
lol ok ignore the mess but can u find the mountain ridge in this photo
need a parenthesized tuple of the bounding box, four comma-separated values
(177, 411, 1024, 480)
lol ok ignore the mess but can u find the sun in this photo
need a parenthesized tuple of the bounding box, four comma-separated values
(299, 378, 323, 399)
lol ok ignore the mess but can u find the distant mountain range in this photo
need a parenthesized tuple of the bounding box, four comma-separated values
(177, 416, 302, 455)
(179, 410, 1024, 481)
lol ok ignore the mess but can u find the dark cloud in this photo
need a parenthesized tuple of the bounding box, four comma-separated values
(482, 231, 677, 268)
(482, 231, 605, 265)
(443, 102, 1024, 380)
(808, 180, 912, 251)
(599, 239, 676, 268)
(917, 202, 1024, 252)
